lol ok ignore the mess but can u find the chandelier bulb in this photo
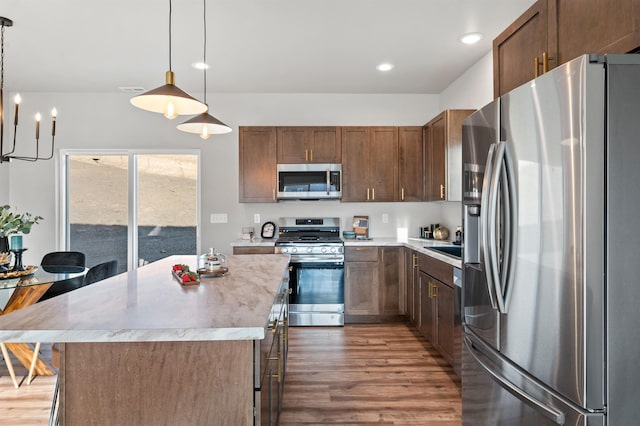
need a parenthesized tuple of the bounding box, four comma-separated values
(200, 126, 211, 140)
(51, 108, 58, 118)
(14, 94, 21, 104)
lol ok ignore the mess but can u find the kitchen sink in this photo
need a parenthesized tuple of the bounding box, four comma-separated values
(425, 245, 462, 259)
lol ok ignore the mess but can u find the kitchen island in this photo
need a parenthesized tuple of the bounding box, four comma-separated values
(0, 254, 290, 425)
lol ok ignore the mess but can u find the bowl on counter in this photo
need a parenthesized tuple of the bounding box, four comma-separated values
(342, 231, 356, 239)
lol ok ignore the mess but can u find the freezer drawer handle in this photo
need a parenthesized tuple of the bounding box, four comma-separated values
(464, 337, 566, 425)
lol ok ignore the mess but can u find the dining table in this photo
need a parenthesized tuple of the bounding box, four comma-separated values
(0, 264, 87, 385)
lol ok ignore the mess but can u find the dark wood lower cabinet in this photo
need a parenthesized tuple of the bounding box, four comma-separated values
(416, 253, 456, 368)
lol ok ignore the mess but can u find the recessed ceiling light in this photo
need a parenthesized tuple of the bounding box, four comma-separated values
(192, 62, 209, 70)
(376, 63, 394, 72)
(459, 32, 484, 45)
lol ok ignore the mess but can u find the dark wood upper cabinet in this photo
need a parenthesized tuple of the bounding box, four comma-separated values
(239, 127, 277, 203)
(423, 110, 474, 202)
(493, 0, 555, 98)
(277, 126, 341, 164)
(553, 0, 640, 64)
(495, 0, 640, 98)
(398, 127, 424, 202)
(341, 127, 398, 202)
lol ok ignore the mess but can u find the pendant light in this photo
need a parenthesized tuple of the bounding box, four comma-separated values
(177, 0, 231, 138)
(130, 0, 207, 119)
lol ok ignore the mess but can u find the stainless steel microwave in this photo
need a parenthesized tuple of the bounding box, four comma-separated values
(277, 164, 342, 200)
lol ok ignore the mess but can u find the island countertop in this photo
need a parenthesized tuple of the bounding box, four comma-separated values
(0, 254, 290, 343)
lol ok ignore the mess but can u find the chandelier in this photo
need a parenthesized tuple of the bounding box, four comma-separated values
(0, 17, 57, 163)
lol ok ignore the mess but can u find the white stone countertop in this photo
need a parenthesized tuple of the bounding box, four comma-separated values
(231, 237, 462, 268)
(0, 254, 290, 343)
(229, 238, 276, 247)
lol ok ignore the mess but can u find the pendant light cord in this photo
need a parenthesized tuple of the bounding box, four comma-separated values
(203, 0, 207, 105)
(168, 0, 172, 72)
(1, 24, 5, 91)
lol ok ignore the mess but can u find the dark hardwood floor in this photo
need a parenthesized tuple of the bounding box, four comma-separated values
(0, 324, 461, 425)
(279, 323, 462, 425)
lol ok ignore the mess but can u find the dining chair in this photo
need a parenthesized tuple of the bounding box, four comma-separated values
(83, 259, 118, 286)
(38, 252, 86, 302)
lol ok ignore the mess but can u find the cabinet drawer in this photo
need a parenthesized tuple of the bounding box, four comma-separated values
(418, 253, 453, 286)
(345, 247, 378, 262)
(233, 246, 275, 255)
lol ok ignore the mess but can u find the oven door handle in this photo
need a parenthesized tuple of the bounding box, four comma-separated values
(289, 256, 344, 264)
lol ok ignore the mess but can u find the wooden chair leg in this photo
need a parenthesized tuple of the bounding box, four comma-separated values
(27, 342, 41, 385)
(0, 342, 19, 388)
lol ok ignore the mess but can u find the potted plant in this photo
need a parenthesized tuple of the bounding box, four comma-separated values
(0, 205, 43, 255)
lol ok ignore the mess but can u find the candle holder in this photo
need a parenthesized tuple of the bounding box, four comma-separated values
(10, 248, 27, 272)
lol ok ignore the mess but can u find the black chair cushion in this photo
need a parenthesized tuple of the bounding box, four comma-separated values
(41, 251, 86, 268)
(83, 260, 118, 286)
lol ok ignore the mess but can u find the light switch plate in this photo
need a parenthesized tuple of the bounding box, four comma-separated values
(210, 213, 228, 223)
(254, 214, 261, 224)
(382, 213, 389, 224)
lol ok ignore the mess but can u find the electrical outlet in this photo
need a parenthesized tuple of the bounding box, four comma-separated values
(210, 213, 228, 223)
(254, 214, 261, 224)
(382, 213, 389, 224)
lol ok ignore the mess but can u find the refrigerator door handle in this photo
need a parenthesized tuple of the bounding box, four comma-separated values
(480, 143, 499, 309)
(464, 337, 566, 425)
(500, 142, 518, 313)
(489, 142, 518, 314)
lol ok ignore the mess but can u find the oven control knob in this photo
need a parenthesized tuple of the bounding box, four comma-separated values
(291, 247, 297, 253)
(321, 247, 327, 253)
(280, 247, 287, 253)
(307, 247, 313, 253)
(330, 247, 337, 253)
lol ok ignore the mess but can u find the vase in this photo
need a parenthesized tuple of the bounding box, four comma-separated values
(0, 236, 8, 254)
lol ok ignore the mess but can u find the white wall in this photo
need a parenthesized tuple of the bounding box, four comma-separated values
(4, 53, 494, 265)
(437, 51, 494, 234)
(6, 92, 443, 264)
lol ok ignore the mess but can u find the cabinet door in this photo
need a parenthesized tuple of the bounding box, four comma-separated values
(398, 127, 424, 202)
(379, 247, 401, 315)
(309, 127, 341, 163)
(555, 0, 640, 64)
(277, 127, 308, 164)
(419, 272, 434, 341)
(445, 110, 475, 202)
(493, 0, 555, 98)
(341, 127, 370, 202)
(404, 249, 416, 321)
(429, 114, 446, 201)
(239, 127, 277, 203)
(370, 127, 398, 202)
(435, 280, 455, 365)
(345, 261, 379, 315)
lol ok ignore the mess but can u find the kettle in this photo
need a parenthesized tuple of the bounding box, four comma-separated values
(433, 226, 449, 241)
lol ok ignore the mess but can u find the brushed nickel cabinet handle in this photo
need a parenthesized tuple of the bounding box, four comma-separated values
(412, 254, 418, 268)
(372, 187, 375, 200)
(440, 184, 445, 199)
(366, 188, 370, 201)
(401, 187, 405, 201)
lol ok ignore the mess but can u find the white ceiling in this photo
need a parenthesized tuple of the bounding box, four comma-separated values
(2, 0, 534, 95)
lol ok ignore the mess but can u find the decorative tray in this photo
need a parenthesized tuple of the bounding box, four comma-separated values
(171, 265, 200, 286)
(0, 265, 38, 280)
(197, 266, 229, 278)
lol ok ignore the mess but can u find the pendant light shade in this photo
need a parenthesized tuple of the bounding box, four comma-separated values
(130, 0, 206, 119)
(177, 108, 232, 138)
(131, 71, 207, 119)
(177, 0, 231, 137)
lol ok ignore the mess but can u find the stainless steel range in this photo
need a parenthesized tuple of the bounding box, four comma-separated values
(275, 217, 344, 326)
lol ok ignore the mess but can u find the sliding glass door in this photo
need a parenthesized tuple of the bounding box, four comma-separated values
(64, 151, 199, 272)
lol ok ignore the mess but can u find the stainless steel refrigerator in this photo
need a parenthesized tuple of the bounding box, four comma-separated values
(461, 54, 640, 425)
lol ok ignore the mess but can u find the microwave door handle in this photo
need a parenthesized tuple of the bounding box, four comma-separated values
(464, 337, 565, 425)
(326, 169, 330, 195)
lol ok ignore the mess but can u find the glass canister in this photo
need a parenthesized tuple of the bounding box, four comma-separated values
(205, 248, 227, 272)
